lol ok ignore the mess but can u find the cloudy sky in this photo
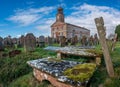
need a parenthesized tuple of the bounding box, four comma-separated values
(0, 0, 120, 38)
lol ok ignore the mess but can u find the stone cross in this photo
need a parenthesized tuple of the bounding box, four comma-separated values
(95, 17, 114, 77)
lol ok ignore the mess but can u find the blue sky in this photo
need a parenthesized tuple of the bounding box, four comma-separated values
(0, 0, 120, 38)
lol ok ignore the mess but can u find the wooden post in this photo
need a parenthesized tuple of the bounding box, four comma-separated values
(94, 17, 114, 77)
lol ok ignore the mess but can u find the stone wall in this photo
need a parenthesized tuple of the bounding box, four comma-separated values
(66, 24, 90, 39)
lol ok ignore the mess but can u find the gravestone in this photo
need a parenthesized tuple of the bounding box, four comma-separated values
(12, 38, 17, 44)
(95, 17, 114, 77)
(89, 35, 94, 46)
(0, 36, 4, 51)
(18, 35, 25, 47)
(59, 36, 66, 47)
(39, 36, 45, 47)
(3, 36, 13, 48)
(12, 38, 18, 48)
(94, 34, 99, 45)
(71, 36, 78, 46)
(81, 36, 87, 46)
(111, 34, 117, 51)
(24, 33, 36, 52)
(47, 36, 53, 46)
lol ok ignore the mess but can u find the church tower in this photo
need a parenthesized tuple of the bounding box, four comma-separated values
(56, 7, 65, 22)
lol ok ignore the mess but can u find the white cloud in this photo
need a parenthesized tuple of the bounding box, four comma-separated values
(8, 14, 40, 26)
(7, 6, 55, 26)
(66, 3, 120, 36)
(35, 18, 55, 36)
(6, 3, 120, 37)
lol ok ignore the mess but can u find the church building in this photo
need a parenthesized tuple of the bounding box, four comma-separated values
(51, 7, 90, 39)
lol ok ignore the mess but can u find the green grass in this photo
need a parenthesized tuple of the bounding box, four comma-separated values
(90, 41, 120, 87)
(9, 72, 53, 87)
(0, 47, 56, 86)
(0, 42, 120, 87)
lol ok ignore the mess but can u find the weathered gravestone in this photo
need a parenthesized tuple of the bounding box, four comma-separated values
(18, 35, 25, 47)
(71, 35, 78, 46)
(39, 36, 45, 47)
(59, 36, 66, 47)
(47, 36, 53, 46)
(12, 38, 17, 44)
(95, 17, 114, 77)
(94, 33, 99, 45)
(24, 33, 36, 52)
(111, 34, 117, 51)
(89, 35, 94, 46)
(12, 38, 18, 48)
(3, 36, 13, 48)
(81, 35, 87, 46)
(0, 36, 4, 51)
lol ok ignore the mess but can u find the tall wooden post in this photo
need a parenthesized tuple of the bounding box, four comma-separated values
(94, 17, 114, 77)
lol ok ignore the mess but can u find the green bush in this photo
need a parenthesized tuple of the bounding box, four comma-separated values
(90, 68, 108, 87)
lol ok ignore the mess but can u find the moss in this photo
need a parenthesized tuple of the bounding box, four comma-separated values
(86, 49, 103, 56)
(64, 63, 96, 82)
(48, 58, 62, 62)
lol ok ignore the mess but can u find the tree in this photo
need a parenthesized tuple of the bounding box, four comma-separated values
(115, 25, 120, 40)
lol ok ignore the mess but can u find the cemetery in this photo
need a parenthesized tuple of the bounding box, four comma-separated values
(0, 16, 120, 87)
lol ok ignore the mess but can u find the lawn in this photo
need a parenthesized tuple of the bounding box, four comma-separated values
(0, 42, 120, 87)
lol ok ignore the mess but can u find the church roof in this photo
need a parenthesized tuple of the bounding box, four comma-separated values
(51, 21, 65, 27)
(66, 23, 90, 31)
(51, 22, 90, 31)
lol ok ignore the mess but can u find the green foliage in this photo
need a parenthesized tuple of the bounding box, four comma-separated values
(86, 45, 103, 56)
(90, 41, 120, 87)
(90, 68, 108, 87)
(0, 53, 39, 85)
(64, 63, 96, 82)
(115, 24, 120, 40)
(0, 47, 56, 86)
(9, 73, 53, 87)
(103, 78, 120, 87)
